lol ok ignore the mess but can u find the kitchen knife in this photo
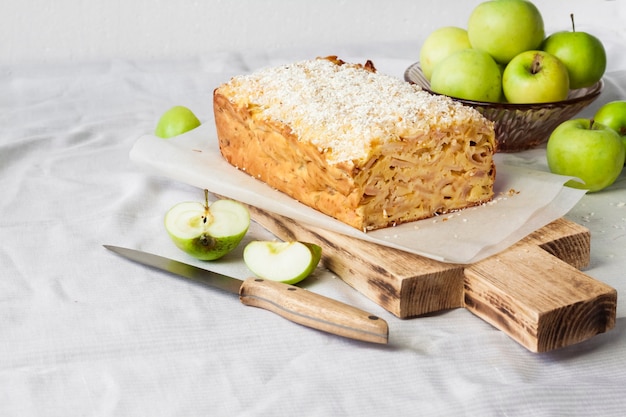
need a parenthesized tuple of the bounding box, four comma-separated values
(104, 245, 389, 344)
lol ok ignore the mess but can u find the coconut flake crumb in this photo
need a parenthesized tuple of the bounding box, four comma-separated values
(219, 58, 483, 163)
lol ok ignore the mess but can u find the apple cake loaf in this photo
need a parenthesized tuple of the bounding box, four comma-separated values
(213, 57, 496, 231)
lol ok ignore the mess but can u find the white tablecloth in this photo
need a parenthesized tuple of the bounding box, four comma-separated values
(1, 40, 626, 416)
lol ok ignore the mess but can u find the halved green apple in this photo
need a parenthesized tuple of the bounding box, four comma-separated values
(155, 105, 201, 139)
(243, 241, 322, 284)
(164, 192, 250, 260)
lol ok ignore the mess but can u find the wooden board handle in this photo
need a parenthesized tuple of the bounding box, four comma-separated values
(464, 243, 616, 352)
(246, 205, 617, 351)
(239, 278, 389, 344)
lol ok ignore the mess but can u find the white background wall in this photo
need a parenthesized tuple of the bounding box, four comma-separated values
(1, 0, 624, 66)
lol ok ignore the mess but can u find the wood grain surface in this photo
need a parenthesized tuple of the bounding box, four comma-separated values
(248, 206, 617, 352)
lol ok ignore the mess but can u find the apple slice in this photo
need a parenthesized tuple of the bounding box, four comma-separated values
(243, 241, 322, 285)
(165, 192, 250, 260)
(155, 105, 201, 138)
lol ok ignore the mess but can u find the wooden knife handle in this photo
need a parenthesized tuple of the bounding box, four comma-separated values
(239, 278, 389, 344)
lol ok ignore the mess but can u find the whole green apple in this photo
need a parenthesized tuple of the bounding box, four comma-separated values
(430, 49, 502, 102)
(546, 119, 625, 192)
(541, 19, 606, 89)
(164, 192, 250, 260)
(419, 26, 472, 81)
(155, 105, 201, 139)
(502, 50, 569, 103)
(243, 241, 322, 285)
(468, 0, 545, 65)
(594, 100, 626, 149)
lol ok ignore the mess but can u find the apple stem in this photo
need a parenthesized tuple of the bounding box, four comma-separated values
(531, 54, 542, 75)
(570, 13, 576, 32)
(203, 189, 212, 224)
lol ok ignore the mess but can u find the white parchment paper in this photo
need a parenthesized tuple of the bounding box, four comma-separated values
(130, 123, 586, 264)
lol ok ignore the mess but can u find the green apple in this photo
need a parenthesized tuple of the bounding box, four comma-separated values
(541, 15, 606, 89)
(243, 241, 322, 285)
(164, 191, 250, 260)
(502, 50, 569, 103)
(468, 0, 545, 65)
(419, 26, 472, 81)
(594, 101, 626, 149)
(155, 105, 201, 139)
(546, 119, 625, 192)
(430, 49, 502, 102)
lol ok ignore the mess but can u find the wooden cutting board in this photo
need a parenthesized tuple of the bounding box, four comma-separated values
(248, 206, 617, 353)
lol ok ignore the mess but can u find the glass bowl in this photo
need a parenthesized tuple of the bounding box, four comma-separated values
(404, 62, 604, 152)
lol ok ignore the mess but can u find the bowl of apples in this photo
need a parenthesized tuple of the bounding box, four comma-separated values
(405, 62, 603, 153)
(407, 0, 606, 153)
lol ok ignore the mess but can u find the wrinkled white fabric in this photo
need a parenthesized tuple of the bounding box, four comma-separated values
(129, 126, 587, 264)
(1, 39, 626, 417)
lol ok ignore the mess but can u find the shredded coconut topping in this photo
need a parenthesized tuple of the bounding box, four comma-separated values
(219, 58, 483, 163)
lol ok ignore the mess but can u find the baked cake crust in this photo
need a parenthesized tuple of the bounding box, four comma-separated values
(214, 57, 496, 231)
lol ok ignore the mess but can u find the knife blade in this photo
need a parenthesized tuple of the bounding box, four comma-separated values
(104, 245, 388, 344)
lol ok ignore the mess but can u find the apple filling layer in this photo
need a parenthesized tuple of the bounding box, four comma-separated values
(213, 57, 496, 231)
